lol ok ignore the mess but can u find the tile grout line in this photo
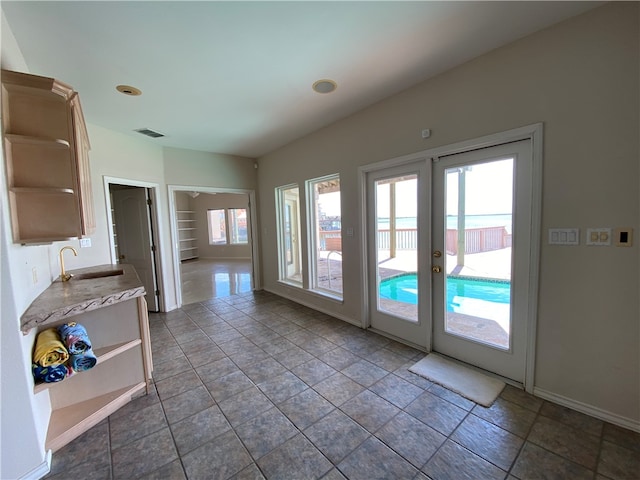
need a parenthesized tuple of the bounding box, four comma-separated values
(57, 292, 635, 480)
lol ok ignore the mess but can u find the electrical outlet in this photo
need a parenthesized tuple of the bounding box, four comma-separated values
(79, 238, 92, 248)
(32, 267, 38, 285)
(586, 228, 611, 246)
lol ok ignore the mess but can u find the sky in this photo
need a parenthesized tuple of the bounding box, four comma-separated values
(317, 157, 514, 218)
(446, 158, 513, 215)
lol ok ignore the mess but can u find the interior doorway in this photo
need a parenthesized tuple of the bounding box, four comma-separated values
(169, 186, 261, 307)
(105, 179, 162, 312)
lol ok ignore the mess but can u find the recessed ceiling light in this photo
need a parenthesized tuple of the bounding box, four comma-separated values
(312, 79, 337, 94)
(116, 85, 142, 96)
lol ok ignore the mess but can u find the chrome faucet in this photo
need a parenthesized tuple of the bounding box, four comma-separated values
(59, 246, 78, 282)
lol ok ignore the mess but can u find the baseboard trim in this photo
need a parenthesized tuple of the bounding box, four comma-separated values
(533, 387, 640, 433)
(19, 450, 51, 480)
(263, 287, 361, 328)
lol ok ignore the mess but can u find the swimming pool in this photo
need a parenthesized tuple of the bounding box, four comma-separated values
(378, 273, 511, 311)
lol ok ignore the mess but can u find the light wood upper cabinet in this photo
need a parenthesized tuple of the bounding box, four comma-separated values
(1, 69, 95, 244)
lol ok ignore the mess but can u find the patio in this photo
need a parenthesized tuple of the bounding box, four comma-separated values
(315, 246, 512, 349)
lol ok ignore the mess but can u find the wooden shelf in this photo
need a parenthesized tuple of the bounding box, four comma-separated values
(2, 69, 95, 244)
(177, 209, 198, 261)
(25, 293, 152, 453)
(11, 187, 75, 194)
(46, 382, 146, 452)
(4, 134, 70, 148)
(34, 339, 142, 394)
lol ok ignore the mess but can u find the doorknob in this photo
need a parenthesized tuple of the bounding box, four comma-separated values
(119, 254, 126, 260)
(433, 250, 442, 258)
(432, 265, 442, 273)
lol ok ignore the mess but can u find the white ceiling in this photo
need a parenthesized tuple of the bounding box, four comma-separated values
(2, 1, 601, 158)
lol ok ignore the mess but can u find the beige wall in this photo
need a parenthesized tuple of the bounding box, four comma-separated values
(257, 3, 639, 424)
(163, 147, 257, 190)
(193, 193, 252, 259)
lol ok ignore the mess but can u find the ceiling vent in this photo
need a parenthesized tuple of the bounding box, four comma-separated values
(135, 128, 165, 139)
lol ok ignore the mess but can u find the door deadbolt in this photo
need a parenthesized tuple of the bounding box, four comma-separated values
(433, 250, 442, 258)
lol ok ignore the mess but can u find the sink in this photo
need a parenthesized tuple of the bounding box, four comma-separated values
(73, 269, 124, 280)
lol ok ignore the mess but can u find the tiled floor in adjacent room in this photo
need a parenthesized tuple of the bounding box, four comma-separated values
(45, 291, 639, 480)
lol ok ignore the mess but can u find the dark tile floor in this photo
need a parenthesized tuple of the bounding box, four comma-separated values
(45, 291, 639, 480)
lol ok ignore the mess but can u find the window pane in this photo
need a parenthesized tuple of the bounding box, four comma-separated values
(207, 209, 227, 244)
(276, 185, 302, 284)
(309, 176, 342, 296)
(229, 208, 248, 244)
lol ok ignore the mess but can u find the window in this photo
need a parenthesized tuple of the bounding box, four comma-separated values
(307, 175, 342, 297)
(229, 208, 248, 244)
(207, 209, 227, 244)
(207, 207, 248, 245)
(276, 185, 302, 285)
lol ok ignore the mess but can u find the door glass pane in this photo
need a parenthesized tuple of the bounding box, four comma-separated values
(444, 159, 513, 349)
(375, 174, 418, 322)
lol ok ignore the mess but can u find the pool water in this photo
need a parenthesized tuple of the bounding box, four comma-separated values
(379, 273, 511, 310)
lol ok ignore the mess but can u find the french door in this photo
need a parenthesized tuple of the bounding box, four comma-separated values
(432, 140, 535, 382)
(365, 133, 539, 384)
(367, 160, 431, 349)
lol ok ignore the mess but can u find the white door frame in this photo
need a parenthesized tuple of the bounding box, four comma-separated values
(168, 185, 261, 308)
(359, 123, 542, 391)
(103, 176, 166, 312)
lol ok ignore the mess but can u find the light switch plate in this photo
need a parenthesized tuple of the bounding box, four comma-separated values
(548, 228, 579, 245)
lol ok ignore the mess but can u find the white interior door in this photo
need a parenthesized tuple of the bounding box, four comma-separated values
(367, 160, 431, 349)
(112, 187, 159, 311)
(431, 140, 535, 382)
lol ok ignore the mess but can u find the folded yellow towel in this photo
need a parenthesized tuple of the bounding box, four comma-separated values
(33, 328, 69, 367)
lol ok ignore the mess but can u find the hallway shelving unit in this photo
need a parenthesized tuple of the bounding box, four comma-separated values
(177, 210, 198, 261)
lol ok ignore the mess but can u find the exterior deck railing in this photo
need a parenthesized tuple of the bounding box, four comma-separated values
(445, 226, 511, 254)
(319, 226, 511, 255)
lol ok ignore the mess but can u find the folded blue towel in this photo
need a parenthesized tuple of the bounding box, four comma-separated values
(69, 349, 97, 372)
(57, 322, 92, 355)
(32, 363, 69, 383)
